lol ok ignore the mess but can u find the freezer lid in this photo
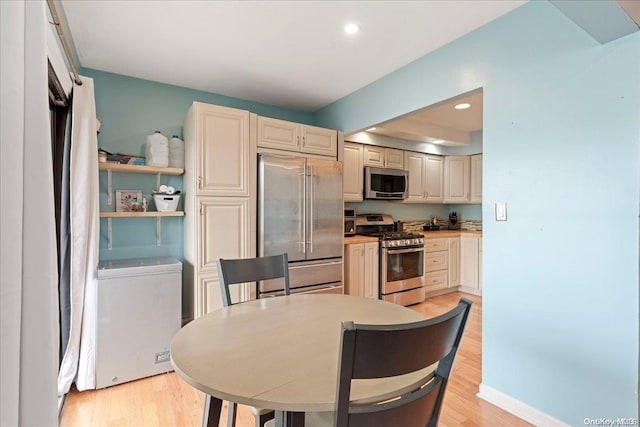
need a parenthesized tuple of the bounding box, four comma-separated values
(97, 257, 182, 278)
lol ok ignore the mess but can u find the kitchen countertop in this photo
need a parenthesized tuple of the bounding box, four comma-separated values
(343, 235, 379, 244)
(344, 230, 481, 245)
(421, 230, 482, 238)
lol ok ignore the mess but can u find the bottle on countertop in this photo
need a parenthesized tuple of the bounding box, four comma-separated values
(145, 131, 169, 167)
(169, 135, 185, 168)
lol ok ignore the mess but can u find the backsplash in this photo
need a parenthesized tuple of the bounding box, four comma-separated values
(401, 219, 483, 233)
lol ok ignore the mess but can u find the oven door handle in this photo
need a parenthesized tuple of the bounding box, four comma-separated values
(385, 247, 424, 255)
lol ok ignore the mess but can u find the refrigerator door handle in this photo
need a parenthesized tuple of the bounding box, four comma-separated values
(300, 168, 306, 254)
(307, 163, 314, 254)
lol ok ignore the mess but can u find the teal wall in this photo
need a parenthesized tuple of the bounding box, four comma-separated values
(317, 2, 639, 425)
(85, 68, 314, 261)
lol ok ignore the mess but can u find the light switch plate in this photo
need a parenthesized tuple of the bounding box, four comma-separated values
(495, 202, 507, 221)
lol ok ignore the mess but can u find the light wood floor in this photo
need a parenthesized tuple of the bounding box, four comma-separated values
(60, 292, 531, 427)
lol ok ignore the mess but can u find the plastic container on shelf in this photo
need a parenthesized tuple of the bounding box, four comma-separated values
(145, 131, 169, 167)
(168, 135, 185, 168)
(153, 194, 180, 212)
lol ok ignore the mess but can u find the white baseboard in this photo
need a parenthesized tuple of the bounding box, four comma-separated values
(478, 383, 569, 427)
(457, 285, 482, 296)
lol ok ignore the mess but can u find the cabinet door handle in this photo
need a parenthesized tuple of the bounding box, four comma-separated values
(302, 136, 306, 147)
(297, 136, 300, 147)
(198, 176, 202, 189)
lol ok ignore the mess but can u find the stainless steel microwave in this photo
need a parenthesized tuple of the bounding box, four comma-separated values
(364, 166, 408, 200)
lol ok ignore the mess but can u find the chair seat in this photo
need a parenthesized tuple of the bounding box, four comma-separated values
(248, 405, 274, 416)
(260, 365, 437, 427)
(264, 412, 334, 427)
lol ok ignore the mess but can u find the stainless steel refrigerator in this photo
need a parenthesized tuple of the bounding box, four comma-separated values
(258, 153, 343, 296)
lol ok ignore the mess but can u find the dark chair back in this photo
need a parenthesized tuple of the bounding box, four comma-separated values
(335, 298, 472, 427)
(216, 253, 290, 307)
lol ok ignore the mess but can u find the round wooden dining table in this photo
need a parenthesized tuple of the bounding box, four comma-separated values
(171, 294, 434, 427)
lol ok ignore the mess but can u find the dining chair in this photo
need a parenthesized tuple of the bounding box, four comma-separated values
(214, 253, 291, 427)
(325, 297, 473, 427)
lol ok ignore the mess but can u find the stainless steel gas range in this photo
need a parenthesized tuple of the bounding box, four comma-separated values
(356, 214, 426, 306)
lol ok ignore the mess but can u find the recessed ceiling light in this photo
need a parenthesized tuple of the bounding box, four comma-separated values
(344, 23, 359, 35)
(432, 139, 445, 144)
(454, 103, 471, 110)
(366, 127, 376, 132)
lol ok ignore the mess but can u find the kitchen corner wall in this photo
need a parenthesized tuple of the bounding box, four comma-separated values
(316, 1, 639, 425)
(84, 68, 313, 262)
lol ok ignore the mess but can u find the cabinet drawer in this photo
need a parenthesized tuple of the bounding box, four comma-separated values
(425, 238, 448, 252)
(425, 251, 448, 272)
(424, 270, 448, 292)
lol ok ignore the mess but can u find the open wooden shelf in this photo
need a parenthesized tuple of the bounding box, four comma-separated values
(100, 211, 184, 218)
(98, 162, 184, 176)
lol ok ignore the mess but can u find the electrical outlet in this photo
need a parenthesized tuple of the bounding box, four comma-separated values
(155, 350, 170, 364)
(495, 202, 507, 221)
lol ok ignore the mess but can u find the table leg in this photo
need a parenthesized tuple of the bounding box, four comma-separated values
(275, 410, 305, 427)
(202, 394, 222, 427)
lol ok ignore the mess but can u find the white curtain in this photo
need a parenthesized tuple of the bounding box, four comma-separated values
(0, 0, 59, 425)
(57, 76, 100, 393)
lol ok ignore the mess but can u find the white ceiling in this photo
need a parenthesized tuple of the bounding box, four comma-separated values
(61, 0, 526, 113)
(363, 90, 483, 146)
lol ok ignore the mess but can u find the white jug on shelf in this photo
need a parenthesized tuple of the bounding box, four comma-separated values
(168, 135, 184, 168)
(145, 131, 169, 167)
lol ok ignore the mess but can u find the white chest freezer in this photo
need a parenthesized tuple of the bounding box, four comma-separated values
(96, 257, 182, 389)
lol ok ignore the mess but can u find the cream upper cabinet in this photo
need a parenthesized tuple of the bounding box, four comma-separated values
(344, 242, 379, 299)
(470, 154, 483, 204)
(444, 155, 471, 203)
(363, 146, 404, 169)
(424, 155, 444, 203)
(404, 152, 443, 203)
(459, 235, 481, 295)
(191, 103, 251, 197)
(343, 142, 364, 201)
(258, 116, 337, 157)
(404, 151, 426, 202)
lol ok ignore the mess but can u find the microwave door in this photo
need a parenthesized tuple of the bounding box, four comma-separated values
(259, 154, 306, 261)
(306, 158, 343, 260)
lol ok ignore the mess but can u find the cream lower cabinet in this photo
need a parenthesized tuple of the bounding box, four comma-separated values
(448, 238, 460, 287)
(459, 235, 481, 295)
(478, 237, 483, 290)
(257, 116, 337, 157)
(184, 102, 257, 319)
(424, 238, 449, 293)
(343, 142, 364, 201)
(344, 242, 379, 299)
